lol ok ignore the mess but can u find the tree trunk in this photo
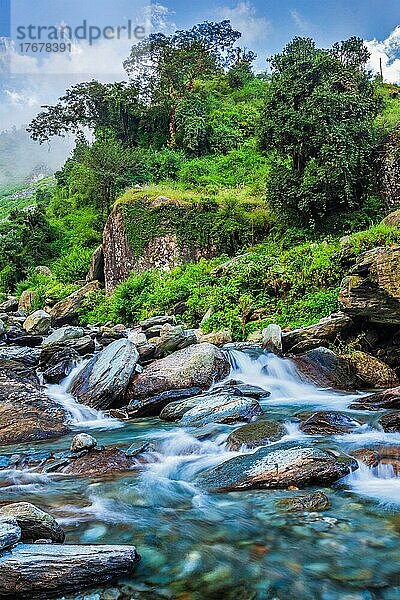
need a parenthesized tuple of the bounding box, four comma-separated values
(0, 543, 140, 598)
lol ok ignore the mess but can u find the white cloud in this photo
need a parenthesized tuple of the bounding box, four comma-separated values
(215, 1, 271, 47)
(290, 9, 311, 33)
(365, 26, 400, 84)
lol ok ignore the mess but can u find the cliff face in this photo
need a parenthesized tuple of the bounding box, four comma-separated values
(103, 208, 137, 294)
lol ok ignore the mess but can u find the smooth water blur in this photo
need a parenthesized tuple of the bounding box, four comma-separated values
(1, 347, 400, 599)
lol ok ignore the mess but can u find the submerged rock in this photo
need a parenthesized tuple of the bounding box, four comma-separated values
(0, 503, 65, 543)
(0, 543, 140, 597)
(70, 339, 139, 410)
(292, 347, 358, 391)
(198, 442, 357, 492)
(299, 411, 361, 435)
(127, 343, 230, 400)
(226, 420, 286, 450)
(276, 491, 330, 512)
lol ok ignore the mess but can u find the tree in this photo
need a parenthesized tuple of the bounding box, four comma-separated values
(260, 37, 382, 223)
(28, 81, 141, 145)
(124, 20, 242, 146)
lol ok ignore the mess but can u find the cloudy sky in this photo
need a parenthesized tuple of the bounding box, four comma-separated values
(1, 0, 400, 132)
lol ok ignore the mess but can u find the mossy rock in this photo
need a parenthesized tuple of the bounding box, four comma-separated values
(226, 419, 286, 450)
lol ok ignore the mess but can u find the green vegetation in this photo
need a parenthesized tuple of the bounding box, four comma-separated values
(1, 21, 400, 339)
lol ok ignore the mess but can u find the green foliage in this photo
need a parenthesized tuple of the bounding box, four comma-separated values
(51, 246, 94, 284)
(15, 273, 78, 311)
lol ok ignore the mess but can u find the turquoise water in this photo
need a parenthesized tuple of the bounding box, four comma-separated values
(1, 348, 400, 599)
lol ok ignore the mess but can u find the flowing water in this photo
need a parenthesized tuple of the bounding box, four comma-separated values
(1, 347, 400, 599)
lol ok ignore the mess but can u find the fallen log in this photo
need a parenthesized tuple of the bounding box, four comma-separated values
(0, 543, 140, 598)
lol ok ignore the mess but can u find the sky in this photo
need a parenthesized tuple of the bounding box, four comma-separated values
(1, 0, 400, 133)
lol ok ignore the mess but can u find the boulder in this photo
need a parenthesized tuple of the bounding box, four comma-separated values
(379, 413, 400, 433)
(70, 433, 97, 454)
(282, 313, 353, 354)
(154, 324, 197, 358)
(0, 543, 140, 596)
(214, 382, 270, 400)
(339, 246, 400, 324)
(292, 347, 358, 391)
(0, 358, 39, 387)
(140, 315, 176, 331)
(40, 336, 95, 369)
(0, 346, 41, 368)
(34, 265, 52, 276)
(55, 447, 139, 477)
(127, 343, 230, 400)
(0, 373, 70, 444)
(177, 393, 263, 427)
(262, 324, 283, 356)
(0, 296, 18, 313)
(349, 386, 400, 410)
(0, 503, 65, 543)
(276, 491, 330, 512)
(70, 339, 139, 409)
(43, 326, 85, 347)
(381, 209, 400, 228)
(226, 420, 286, 450)
(50, 281, 100, 327)
(197, 330, 233, 347)
(18, 290, 36, 313)
(86, 245, 105, 283)
(348, 351, 399, 389)
(0, 518, 21, 551)
(23, 310, 51, 335)
(198, 442, 357, 492)
(42, 348, 79, 384)
(127, 387, 202, 418)
(299, 411, 361, 435)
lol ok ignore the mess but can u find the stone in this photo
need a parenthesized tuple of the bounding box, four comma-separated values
(0, 346, 41, 368)
(339, 246, 400, 324)
(349, 386, 400, 410)
(282, 314, 353, 354)
(0, 296, 18, 312)
(197, 330, 233, 347)
(214, 382, 270, 399)
(40, 336, 95, 368)
(0, 372, 70, 444)
(198, 442, 358, 492)
(50, 281, 100, 327)
(0, 518, 21, 551)
(127, 387, 202, 418)
(70, 339, 139, 409)
(42, 348, 79, 384)
(34, 265, 52, 276)
(70, 433, 98, 453)
(23, 310, 51, 335)
(0, 503, 65, 543)
(0, 543, 140, 596)
(381, 209, 400, 228)
(226, 420, 286, 450)
(379, 413, 400, 433)
(276, 491, 330, 512)
(287, 338, 328, 354)
(58, 447, 139, 476)
(127, 343, 230, 400)
(43, 326, 85, 347)
(86, 245, 105, 283)
(18, 290, 36, 313)
(292, 347, 358, 391)
(140, 315, 176, 331)
(299, 411, 361, 435)
(127, 330, 147, 346)
(154, 324, 197, 358)
(177, 393, 263, 427)
(348, 351, 399, 389)
(262, 324, 283, 355)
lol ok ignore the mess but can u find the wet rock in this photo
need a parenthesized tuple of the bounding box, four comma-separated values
(0, 373, 70, 444)
(276, 491, 330, 512)
(0, 296, 18, 313)
(6, 330, 43, 347)
(299, 411, 361, 435)
(379, 413, 400, 433)
(283, 313, 353, 354)
(128, 343, 230, 400)
(348, 351, 399, 389)
(214, 382, 270, 400)
(351, 448, 378, 467)
(0, 358, 39, 387)
(292, 347, 358, 391)
(339, 246, 400, 324)
(0, 346, 41, 368)
(23, 310, 51, 335)
(127, 387, 202, 418)
(262, 324, 283, 355)
(349, 386, 400, 410)
(0, 503, 65, 543)
(71, 433, 98, 453)
(226, 420, 286, 450)
(43, 326, 85, 347)
(0, 543, 140, 596)
(197, 330, 233, 347)
(53, 447, 139, 477)
(154, 324, 197, 358)
(0, 518, 21, 551)
(70, 339, 139, 409)
(178, 394, 263, 427)
(18, 290, 36, 313)
(352, 446, 400, 475)
(50, 281, 101, 327)
(86, 245, 105, 283)
(198, 442, 357, 492)
(42, 348, 79, 384)
(40, 336, 95, 368)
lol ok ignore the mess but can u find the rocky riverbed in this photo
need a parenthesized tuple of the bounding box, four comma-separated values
(0, 306, 399, 598)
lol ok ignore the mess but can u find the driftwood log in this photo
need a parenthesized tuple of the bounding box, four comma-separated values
(0, 543, 140, 598)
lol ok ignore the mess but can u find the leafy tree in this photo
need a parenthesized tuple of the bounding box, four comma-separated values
(124, 20, 242, 146)
(260, 37, 382, 223)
